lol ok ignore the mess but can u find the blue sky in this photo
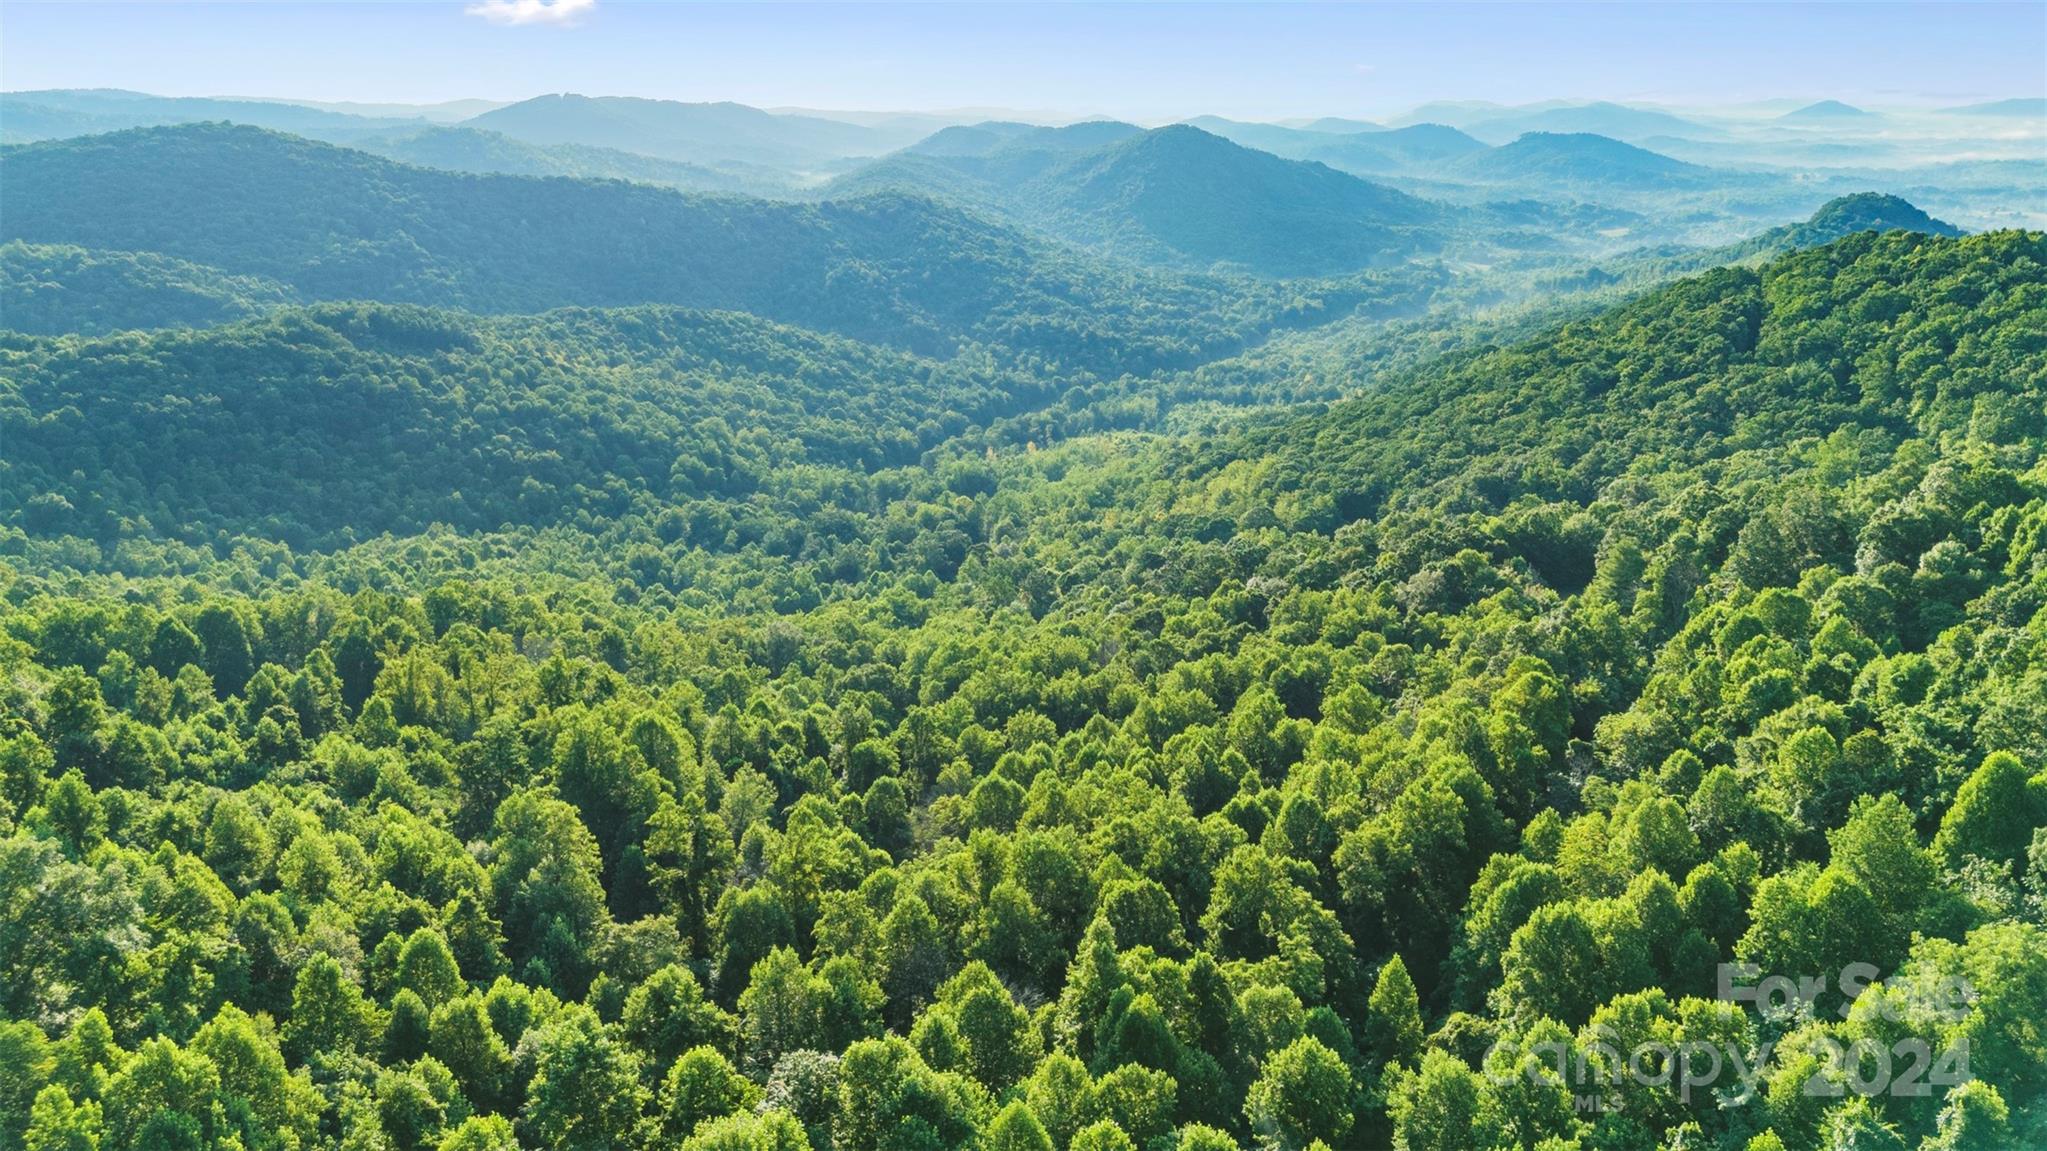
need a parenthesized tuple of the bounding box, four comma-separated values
(4, 2, 2043, 120)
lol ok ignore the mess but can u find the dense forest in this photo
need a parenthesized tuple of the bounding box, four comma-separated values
(824, 124, 1447, 276)
(0, 125, 1401, 373)
(0, 115, 2044, 1151)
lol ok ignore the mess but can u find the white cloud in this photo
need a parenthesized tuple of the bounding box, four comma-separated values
(465, 0, 595, 27)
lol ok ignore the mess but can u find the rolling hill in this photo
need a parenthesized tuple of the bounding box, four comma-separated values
(2, 123, 2043, 1151)
(0, 123, 1333, 369)
(1775, 191, 1962, 242)
(1780, 99, 1877, 122)
(834, 124, 1447, 275)
(1040, 125, 1444, 273)
(1439, 100, 1715, 145)
(1294, 123, 1490, 176)
(0, 301, 1051, 544)
(1299, 116, 1383, 133)
(1936, 97, 2047, 117)
(1448, 131, 1713, 189)
(901, 120, 1045, 157)
(1174, 118, 1486, 177)
(348, 125, 794, 196)
(1177, 115, 1338, 156)
(250, 96, 508, 122)
(901, 120, 1144, 164)
(462, 94, 928, 170)
(1210, 228, 2043, 529)
(0, 89, 945, 187)
(0, 87, 417, 144)
(1570, 192, 1966, 290)
(0, 241, 300, 335)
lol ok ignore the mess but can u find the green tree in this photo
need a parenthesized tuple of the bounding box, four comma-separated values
(936, 963, 1035, 1090)
(22, 1086, 101, 1151)
(430, 997, 515, 1116)
(678, 1110, 811, 1151)
(982, 1101, 1054, 1151)
(202, 795, 273, 896)
(285, 954, 380, 1063)
(1388, 1050, 1498, 1151)
(41, 770, 103, 857)
(148, 618, 204, 679)
(737, 947, 822, 1074)
(659, 1047, 757, 1140)
(716, 885, 796, 1007)
(50, 1010, 122, 1104)
(1828, 793, 1936, 920)
(1244, 1037, 1353, 1150)
(1922, 1081, 2010, 1151)
(1, 1021, 57, 1151)
(521, 1009, 650, 1151)
(620, 964, 736, 1082)
(489, 790, 612, 996)
(192, 1004, 321, 1151)
(437, 1115, 521, 1151)
(1067, 1121, 1136, 1151)
(398, 929, 467, 1009)
(193, 604, 255, 697)
(384, 989, 434, 1064)
(1934, 752, 2044, 873)
(1364, 954, 1423, 1071)
(834, 1037, 978, 1151)
(0, 733, 54, 822)
(1023, 1053, 1093, 1151)
(1498, 903, 1602, 1026)
(100, 1037, 220, 1151)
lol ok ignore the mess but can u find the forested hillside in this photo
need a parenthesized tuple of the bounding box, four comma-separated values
(0, 301, 1050, 545)
(1446, 132, 1710, 189)
(0, 124, 1380, 371)
(0, 88, 422, 144)
(464, 94, 924, 169)
(1, 207, 2043, 1151)
(348, 127, 790, 198)
(0, 242, 300, 335)
(830, 125, 1446, 276)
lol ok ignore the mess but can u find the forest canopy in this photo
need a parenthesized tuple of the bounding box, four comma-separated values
(0, 132, 2043, 1151)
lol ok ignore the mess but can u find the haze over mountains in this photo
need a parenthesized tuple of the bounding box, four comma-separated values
(4, 123, 1347, 369)
(463, 94, 936, 171)
(0, 84, 2038, 345)
(1780, 99, 1875, 122)
(826, 122, 1448, 276)
(2, 82, 2036, 348)
(4, 89, 2039, 260)
(0, 115, 1973, 391)
(5, 88, 2040, 202)
(3, 14, 2047, 1145)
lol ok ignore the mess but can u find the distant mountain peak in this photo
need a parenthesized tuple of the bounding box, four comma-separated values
(1299, 116, 1382, 135)
(463, 94, 925, 168)
(1696, 192, 1967, 267)
(1030, 124, 1444, 275)
(1432, 130, 1715, 195)
(1800, 192, 1960, 239)
(1936, 97, 2047, 116)
(1781, 99, 1875, 120)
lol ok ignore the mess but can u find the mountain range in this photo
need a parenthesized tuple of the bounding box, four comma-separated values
(1387, 99, 1716, 144)
(1444, 131, 1713, 190)
(830, 122, 1447, 275)
(2, 70, 2043, 1151)
(2, 122, 1429, 372)
(462, 94, 931, 171)
(1780, 99, 1876, 122)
